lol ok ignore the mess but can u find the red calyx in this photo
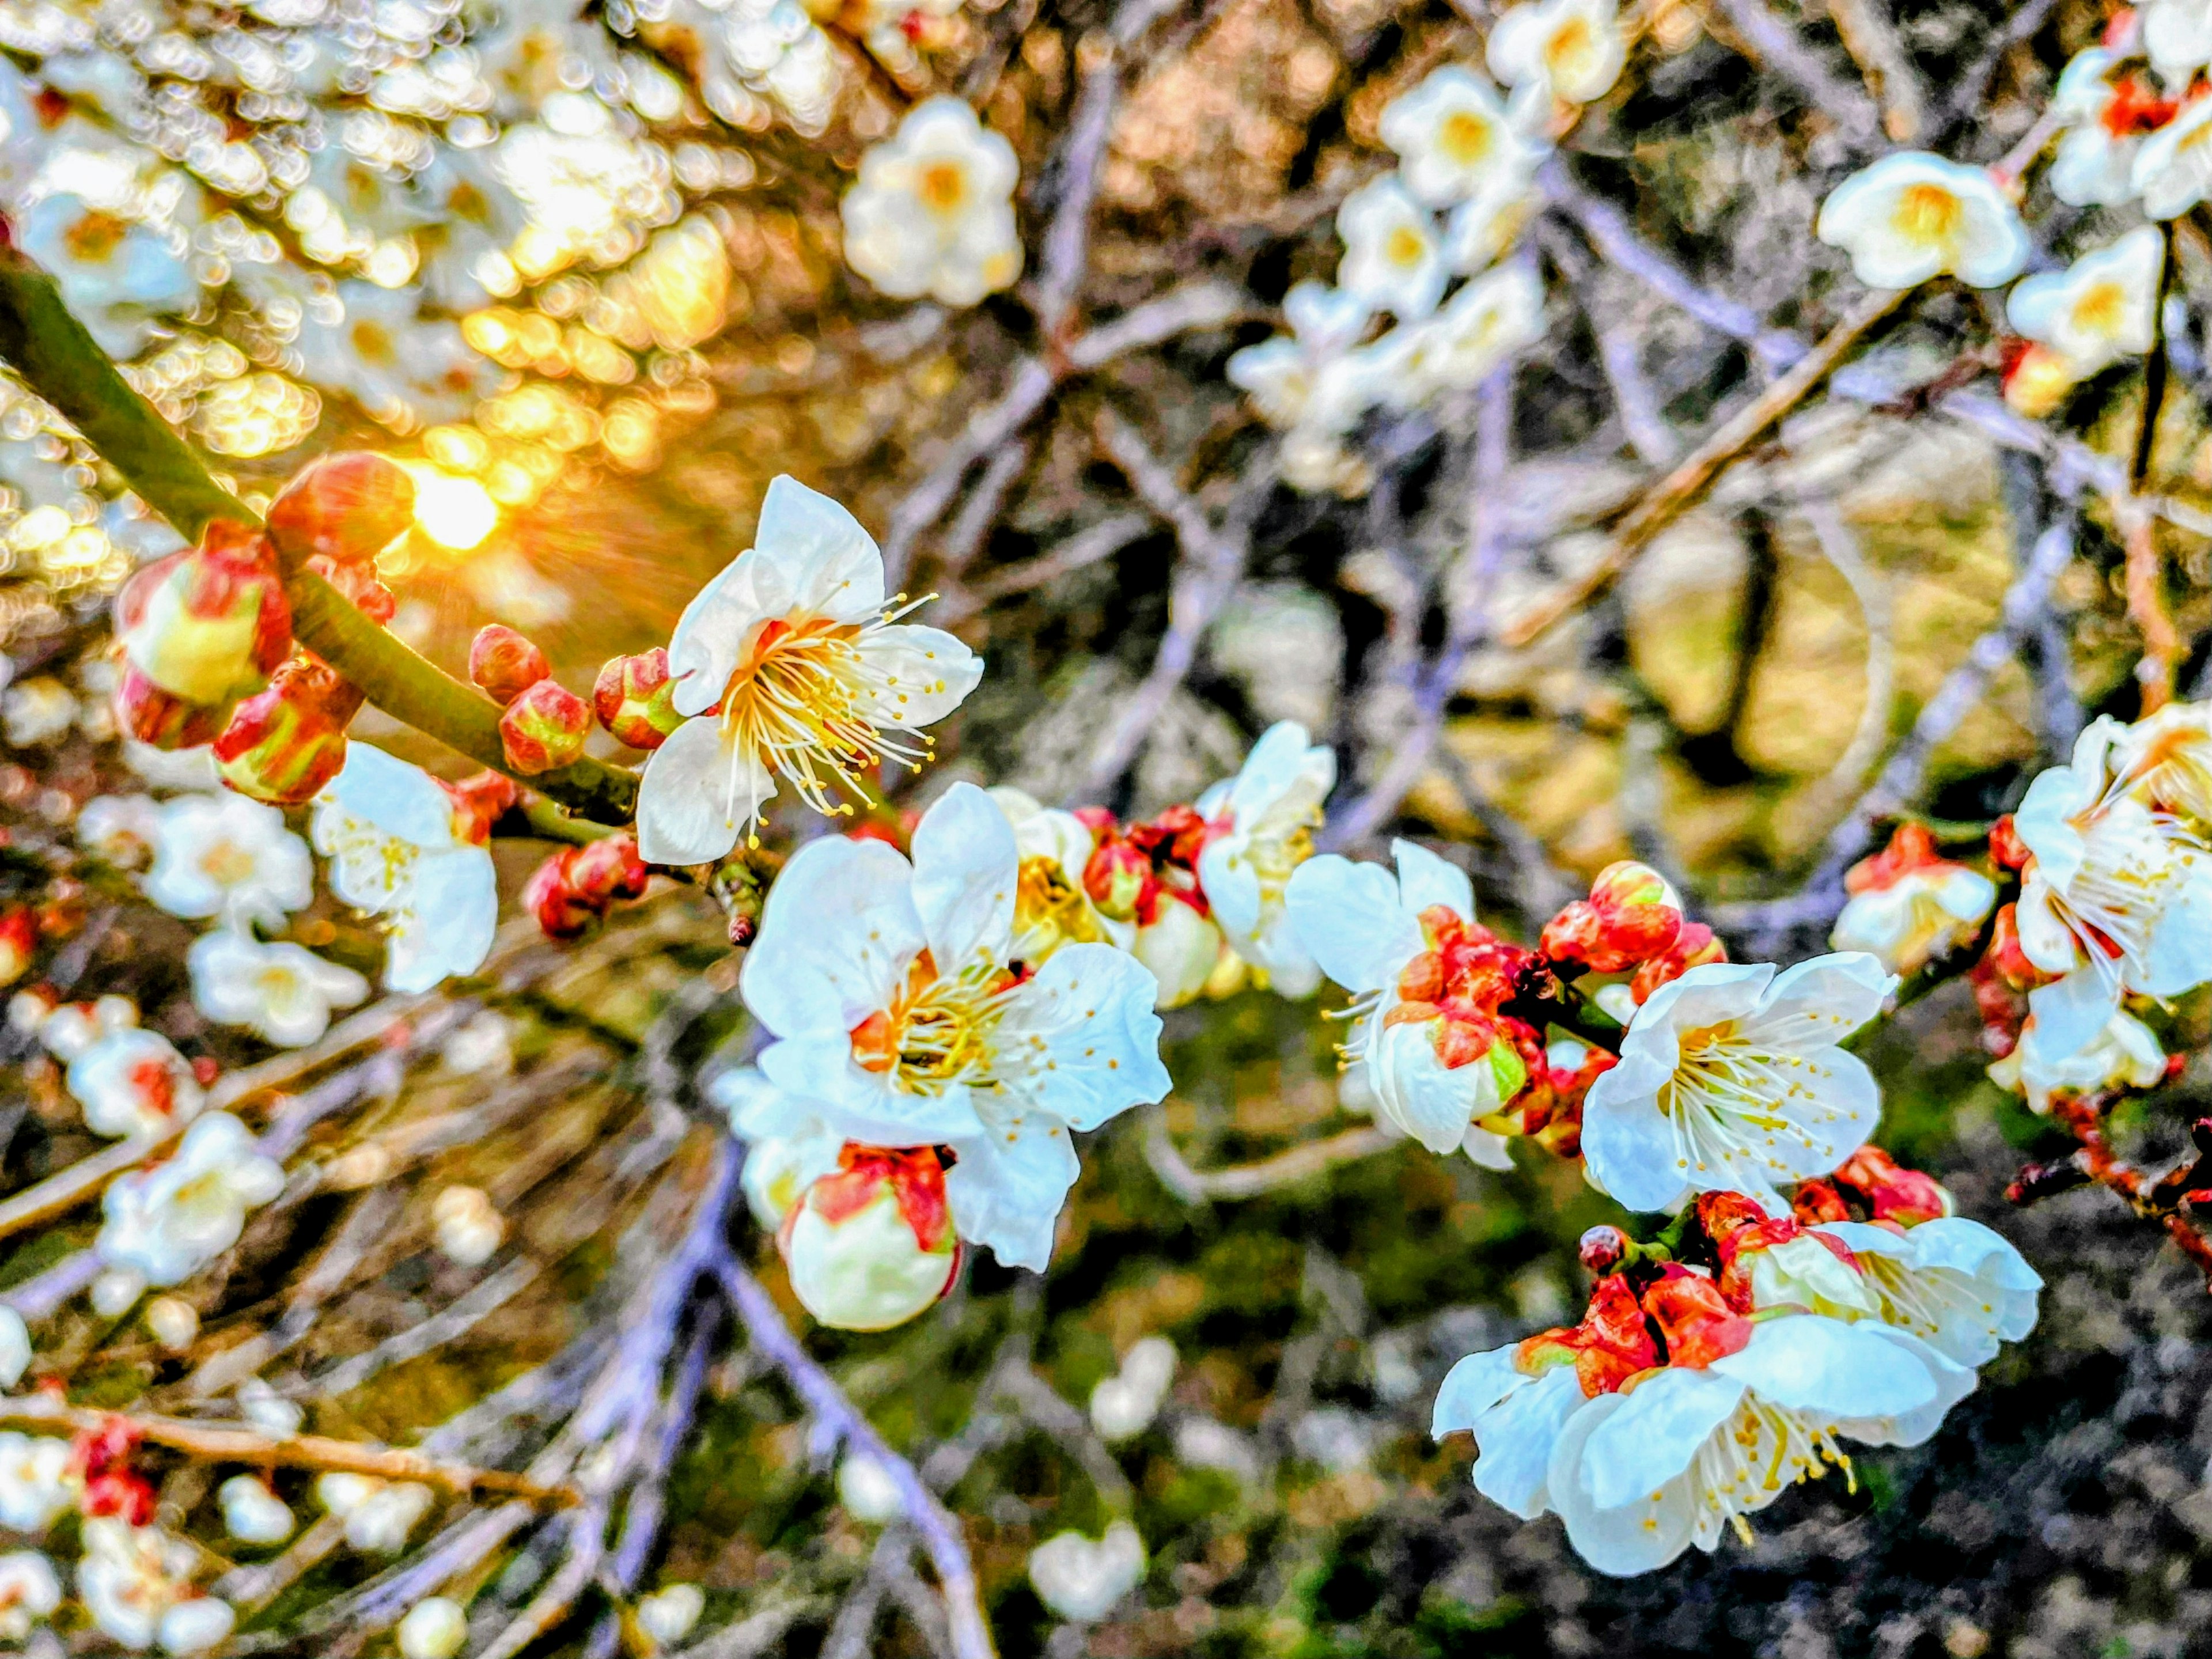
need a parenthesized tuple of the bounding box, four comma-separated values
(1987, 815, 2031, 872)
(1519, 1274, 1660, 1397)
(1641, 1263, 1753, 1367)
(1832, 1145, 1949, 1225)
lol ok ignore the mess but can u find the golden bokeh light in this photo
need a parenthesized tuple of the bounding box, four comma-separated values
(404, 463, 501, 551)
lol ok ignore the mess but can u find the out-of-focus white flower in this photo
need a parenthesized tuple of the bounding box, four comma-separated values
(158, 1594, 237, 1654)
(312, 744, 499, 994)
(1987, 1007, 2168, 1112)
(1195, 723, 1334, 997)
(1369, 260, 1545, 409)
(1028, 1520, 1145, 1622)
(431, 1185, 505, 1266)
(1227, 281, 1378, 434)
(715, 1065, 845, 1230)
(317, 1473, 434, 1552)
(98, 1112, 286, 1286)
(2144, 0, 2212, 87)
(292, 282, 496, 426)
(0, 1435, 75, 1533)
(442, 1010, 514, 1077)
(397, 1596, 469, 1659)
(0, 1550, 60, 1641)
(2006, 225, 2162, 377)
(989, 787, 1135, 961)
(2, 677, 77, 746)
(16, 194, 198, 358)
(218, 1475, 296, 1544)
(0, 1308, 28, 1389)
(1815, 152, 2031, 289)
(144, 1296, 198, 1351)
(1378, 65, 1548, 209)
(238, 1377, 304, 1438)
(636, 1583, 705, 1646)
(187, 930, 369, 1049)
(1580, 955, 1893, 1214)
(1286, 841, 1529, 1158)
(2013, 718, 2212, 1059)
(1487, 0, 1628, 104)
(2112, 696, 2212, 825)
(1829, 827, 1997, 975)
(2133, 96, 2212, 217)
(1444, 181, 1543, 273)
(743, 783, 1169, 1270)
(35, 994, 139, 1062)
(1815, 1218, 2041, 1368)
(2048, 50, 2149, 207)
(1336, 175, 1448, 320)
(778, 1147, 962, 1331)
(93, 1269, 147, 1317)
(145, 793, 313, 931)
(841, 97, 1021, 306)
(409, 147, 528, 311)
(638, 476, 982, 865)
(68, 1028, 205, 1140)
(77, 1518, 224, 1653)
(77, 795, 164, 869)
(1089, 1336, 1178, 1442)
(836, 1453, 906, 1523)
(124, 738, 222, 791)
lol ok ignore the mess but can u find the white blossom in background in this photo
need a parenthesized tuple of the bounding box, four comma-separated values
(317, 1473, 435, 1553)
(1813, 1218, 2043, 1366)
(0, 1308, 27, 1388)
(1285, 840, 1524, 1165)
(77, 794, 163, 868)
(2007, 225, 2162, 376)
(396, 1596, 469, 1659)
(836, 1453, 906, 1523)
(2143, 0, 2212, 88)
(841, 97, 1021, 306)
(218, 1475, 296, 1545)
(637, 1583, 706, 1646)
(409, 146, 529, 310)
(1988, 1007, 2168, 1112)
(187, 931, 369, 1049)
(15, 193, 198, 358)
(98, 1112, 286, 1287)
(237, 1378, 304, 1438)
(741, 783, 1170, 1270)
(1228, 281, 1377, 432)
(431, 1185, 506, 1266)
(2, 676, 76, 746)
(2136, 97, 2212, 218)
(1444, 180, 1543, 274)
(1580, 954, 1893, 1214)
(2113, 696, 2212, 824)
(0, 1551, 60, 1642)
(1487, 0, 1628, 105)
(1815, 151, 2031, 289)
(1336, 175, 1448, 320)
(291, 281, 497, 426)
(0, 1434, 74, 1533)
(33, 993, 139, 1062)
(1435, 1313, 1972, 1575)
(145, 1297, 199, 1351)
(1089, 1336, 1179, 1442)
(67, 1027, 205, 1139)
(312, 744, 499, 994)
(1027, 1520, 1145, 1622)
(1195, 722, 1334, 996)
(2048, 49, 2142, 206)
(77, 1518, 234, 1654)
(1370, 260, 1545, 410)
(1828, 846, 1997, 976)
(2012, 718, 2212, 1058)
(1378, 66, 1548, 210)
(639, 475, 982, 865)
(144, 794, 314, 933)
(715, 1065, 845, 1229)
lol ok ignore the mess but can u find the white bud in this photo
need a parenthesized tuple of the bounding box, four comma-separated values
(397, 1596, 469, 1659)
(344, 1481, 434, 1552)
(836, 1453, 906, 1524)
(779, 1158, 958, 1334)
(238, 1377, 304, 1438)
(5, 990, 53, 1037)
(218, 1475, 295, 1544)
(145, 1297, 199, 1352)
(0, 1308, 30, 1389)
(432, 1185, 505, 1267)
(1028, 1520, 1145, 1623)
(636, 1583, 704, 1646)
(157, 1597, 236, 1656)
(91, 1268, 147, 1318)
(1088, 1336, 1177, 1444)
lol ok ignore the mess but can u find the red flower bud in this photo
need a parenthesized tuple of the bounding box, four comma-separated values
(1831, 1145, 1952, 1225)
(442, 771, 519, 844)
(1577, 1224, 1630, 1276)
(471, 626, 552, 706)
(1541, 860, 1683, 974)
(267, 452, 416, 567)
(591, 648, 683, 750)
(1790, 1178, 1850, 1225)
(1517, 1274, 1657, 1397)
(1987, 813, 2030, 872)
(1984, 903, 2053, 991)
(524, 850, 596, 940)
(1628, 919, 1726, 1004)
(0, 907, 34, 988)
(305, 554, 397, 626)
(113, 523, 290, 706)
(570, 834, 649, 902)
(499, 679, 590, 775)
(113, 665, 230, 750)
(1083, 835, 1152, 922)
(213, 657, 364, 805)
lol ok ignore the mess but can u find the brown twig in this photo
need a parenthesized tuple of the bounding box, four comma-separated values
(1142, 1107, 1399, 1202)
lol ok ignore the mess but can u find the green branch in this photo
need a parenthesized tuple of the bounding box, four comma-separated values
(0, 244, 638, 825)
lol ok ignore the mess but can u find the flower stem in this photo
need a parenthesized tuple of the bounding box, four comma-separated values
(0, 244, 639, 825)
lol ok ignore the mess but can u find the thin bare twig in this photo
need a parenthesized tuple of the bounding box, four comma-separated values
(1794, 494, 1897, 824)
(1824, 0, 1929, 140)
(1706, 0, 1883, 139)
(940, 510, 1153, 622)
(1143, 1107, 1399, 1202)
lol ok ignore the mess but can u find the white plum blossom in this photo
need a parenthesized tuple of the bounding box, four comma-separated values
(2012, 718, 2212, 1059)
(1437, 1313, 1972, 1575)
(1581, 955, 1894, 1214)
(291, 282, 497, 425)
(2048, 49, 2142, 207)
(2006, 225, 2162, 377)
(1196, 722, 1335, 997)
(77, 794, 163, 869)
(1027, 1520, 1146, 1623)
(1486, 0, 1628, 105)
(2, 676, 77, 746)
(97, 1111, 286, 1287)
(0, 1551, 60, 1642)
(1369, 260, 1546, 410)
(640, 477, 980, 864)
(35, 994, 140, 1063)
(15, 194, 198, 359)
(741, 782, 1171, 1270)
(218, 1475, 296, 1544)
(397, 1597, 469, 1659)
(1336, 175, 1448, 320)
(1284, 839, 1525, 1165)
(67, 1027, 205, 1139)
(989, 787, 1137, 961)
(145, 793, 314, 932)
(1377, 66, 1547, 210)
(2112, 696, 2212, 825)
(1829, 853, 1997, 976)
(1815, 1219, 2042, 1368)
(187, 930, 369, 1049)
(1228, 282, 1377, 431)
(0, 1434, 75, 1533)
(1987, 1007, 2168, 1113)
(1815, 152, 2031, 289)
(840, 97, 1022, 307)
(77, 1518, 233, 1654)
(714, 1065, 846, 1229)
(2143, 0, 2212, 88)
(312, 744, 499, 994)
(2133, 96, 2212, 217)
(409, 146, 529, 311)
(1444, 183, 1543, 274)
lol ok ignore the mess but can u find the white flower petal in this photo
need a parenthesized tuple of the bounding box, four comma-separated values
(742, 834, 924, 1037)
(1285, 855, 1425, 992)
(635, 714, 777, 867)
(910, 782, 1018, 972)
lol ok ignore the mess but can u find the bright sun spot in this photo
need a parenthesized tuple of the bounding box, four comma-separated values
(406, 465, 501, 551)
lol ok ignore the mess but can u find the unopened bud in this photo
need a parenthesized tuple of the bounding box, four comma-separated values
(470, 626, 551, 705)
(1082, 836, 1150, 922)
(113, 665, 230, 751)
(214, 657, 364, 805)
(523, 849, 594, 940)
(267, 452, 416, 567)
(305, 554, 397, 626)
(442, 771, 518, 844)
(1832, 1144, 1952, 1225)
(570, 833, 649, 902)
(1541, 861, 1683, 974)
(1987, 814, 2030, 872)
(2002, 342, 2079, 419)
(1628, 919, 1726, 1003)
(1577, 1224, 1630, 1276)
(114, 523, 290, 706)
(499, 679, 590, 775)
(777, 1147, 961, 1331)
(591, 648, 682, 750)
